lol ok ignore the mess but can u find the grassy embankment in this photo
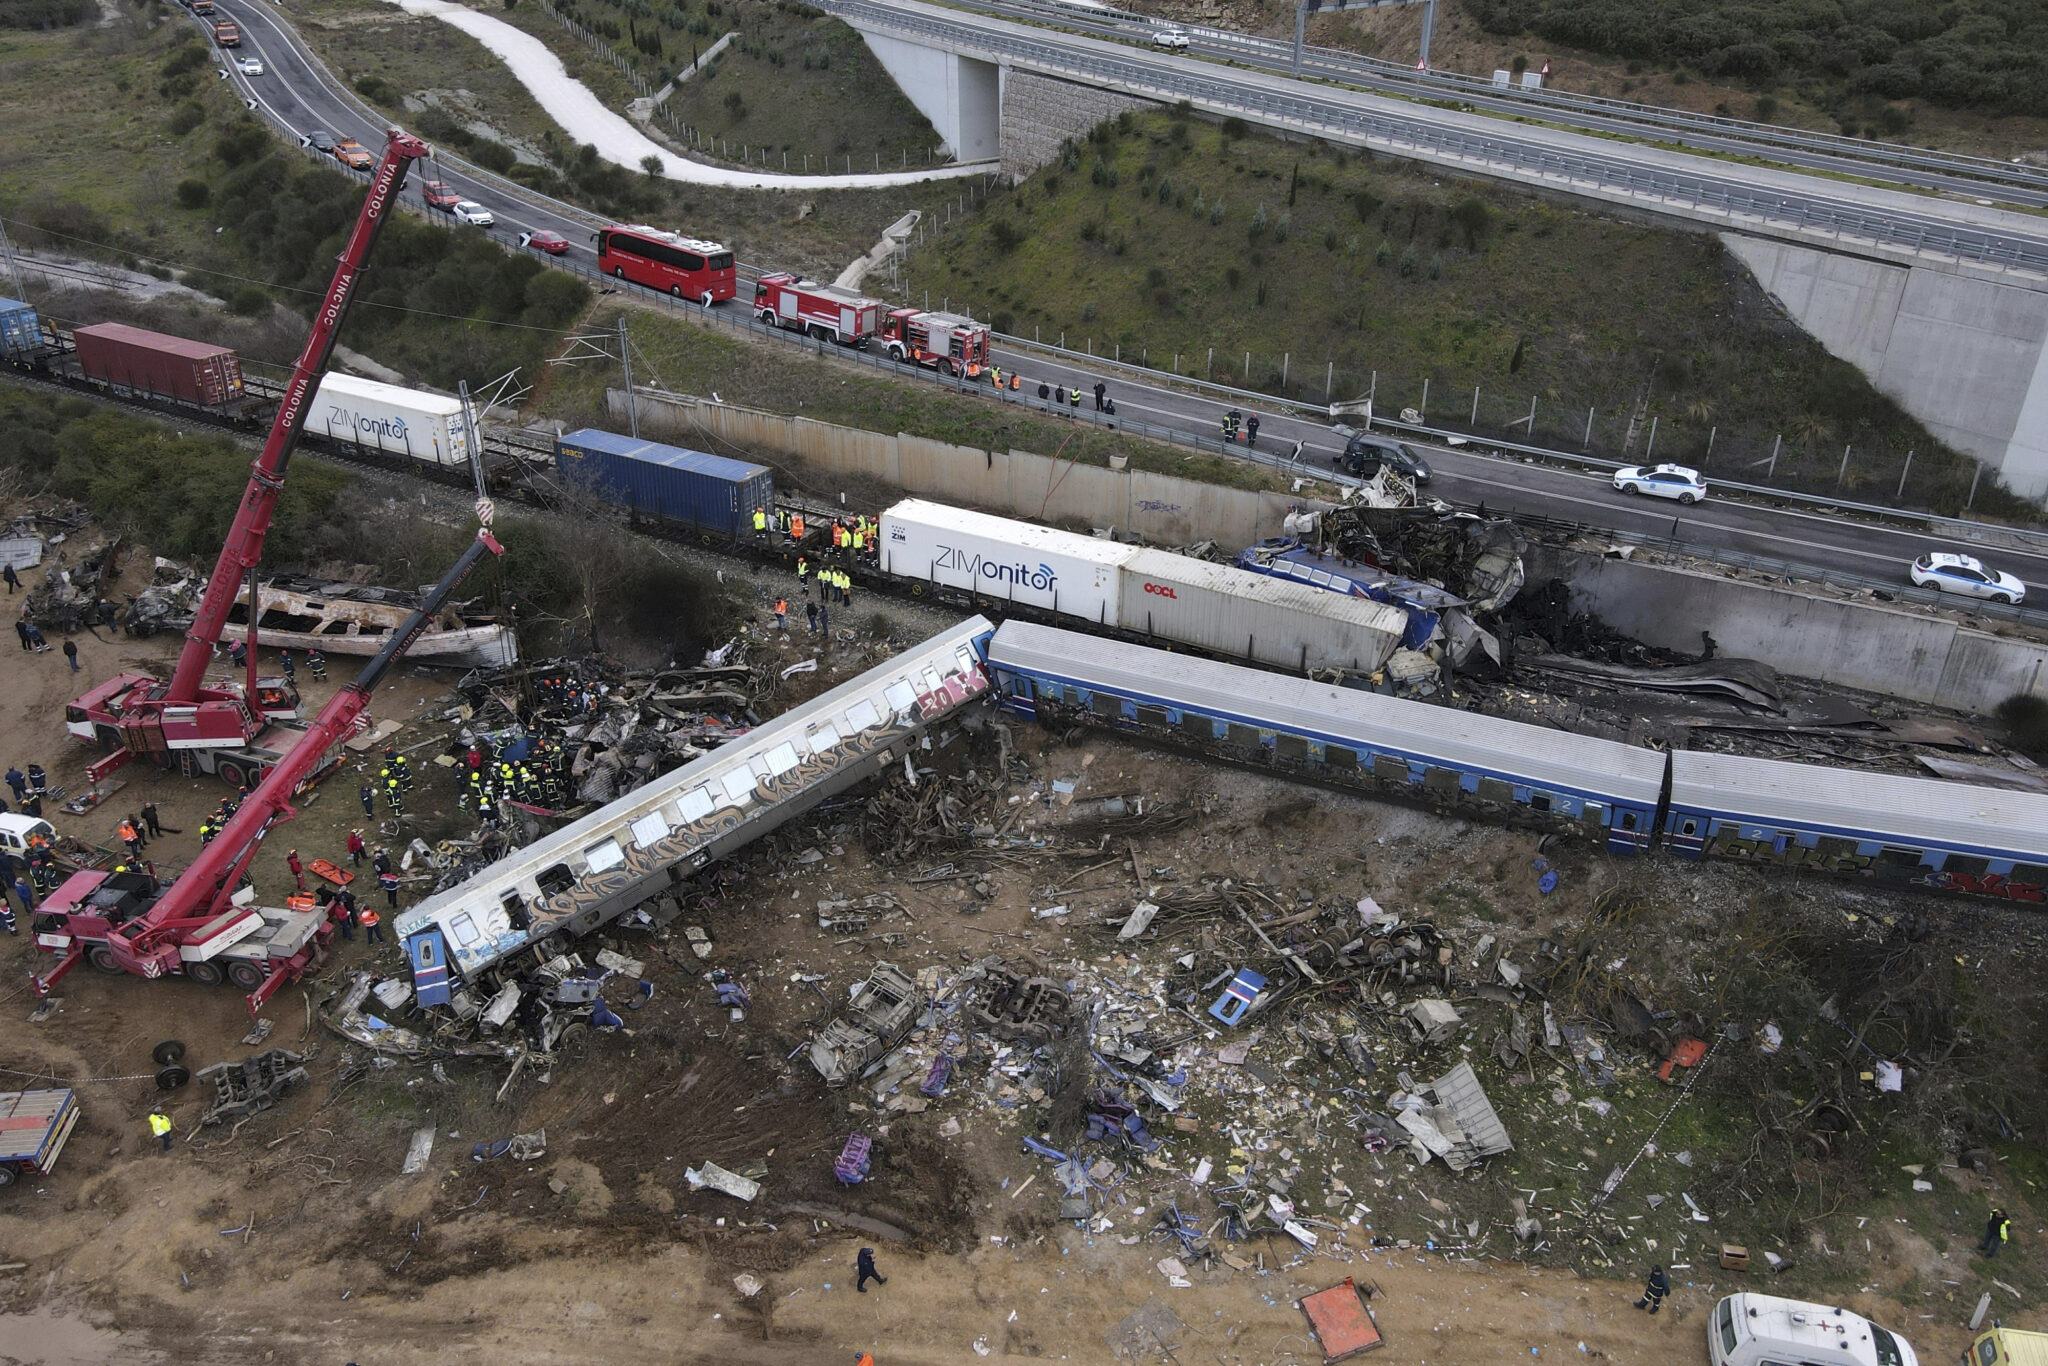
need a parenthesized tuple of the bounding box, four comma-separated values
(901, 107, 2032, 516)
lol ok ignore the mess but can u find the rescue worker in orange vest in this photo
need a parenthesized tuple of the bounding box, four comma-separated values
(791, 511, 806, 541)
(1010, 373, 1021, 391)
(360, 902, 385, 943)
(833, 521, 848, 557)
(966, 361, 981, 380)
(774, 598, 789, 633)
(990, 364, 1003, 388)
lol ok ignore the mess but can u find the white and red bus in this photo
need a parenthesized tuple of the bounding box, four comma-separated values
(596, 226, 736, 304)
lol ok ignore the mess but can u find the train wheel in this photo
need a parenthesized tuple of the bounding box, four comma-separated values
(909, 582, 926, 597)
(152, 1039, 187, 1065)
(225, 959, 265, 991)
(87, 945, 123, 974)
(155, 1065, 190, 1091)
(184, 960, 225, 988)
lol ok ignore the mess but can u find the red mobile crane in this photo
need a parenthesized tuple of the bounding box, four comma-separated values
(66, 131, 431, 789)
(32, 528, 504, 1015)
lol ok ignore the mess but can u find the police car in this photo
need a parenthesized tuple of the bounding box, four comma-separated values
(1612, 463, 1707, 504)
(1910, 552, 2027, 605)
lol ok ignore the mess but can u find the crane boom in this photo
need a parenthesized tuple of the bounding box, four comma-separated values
(165, 130, 431, 703)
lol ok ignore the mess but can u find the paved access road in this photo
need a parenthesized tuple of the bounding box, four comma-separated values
(200, 0, 2048, 608)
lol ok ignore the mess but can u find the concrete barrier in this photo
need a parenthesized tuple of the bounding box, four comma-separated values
(1538, 545, 2048, 712)
(614, 388, 1304, 547)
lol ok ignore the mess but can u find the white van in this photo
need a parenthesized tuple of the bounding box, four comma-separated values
(0, 814, 56, 859)
(1710, 1294, 1918, 1366)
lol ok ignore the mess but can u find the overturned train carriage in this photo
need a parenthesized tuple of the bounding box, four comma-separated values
(395, 617, 997, 1005)
(989, 621, 1666, 853)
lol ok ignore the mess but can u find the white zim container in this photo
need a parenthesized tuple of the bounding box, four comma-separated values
(879, 499, 1131, 625)
(1116, 548, 1408, 674)
(312, 373, 470, 467)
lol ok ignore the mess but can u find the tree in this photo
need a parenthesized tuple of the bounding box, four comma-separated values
(640, 153, 663, 179)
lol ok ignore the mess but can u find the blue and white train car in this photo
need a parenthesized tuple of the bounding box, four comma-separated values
(1666, 750, 2048, 899)
(395, 617, 997, 1004)
(988, 620, 1667, 853)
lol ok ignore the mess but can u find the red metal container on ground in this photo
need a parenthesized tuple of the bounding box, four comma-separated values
(72, 322, 245, 406)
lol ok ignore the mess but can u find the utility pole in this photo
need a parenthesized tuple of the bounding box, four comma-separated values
(0, 214, 28, 304)
(1292, 0, 1309, 77)
(617, 315, 637, 438)
(1418, 0, 1437, 69)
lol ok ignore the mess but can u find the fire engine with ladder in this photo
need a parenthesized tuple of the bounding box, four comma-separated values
(878, 307, 992, 377)
(64, 131, 431, 792)
(33, 525, 502, 1013)
(752, 273, 884, 347)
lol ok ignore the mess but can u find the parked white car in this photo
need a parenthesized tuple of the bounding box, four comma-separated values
(234, 55, 264, 75)
(451, 201, 495, 227)
(1910, 552, 2027, 605)
(1153, 28, 1190, 47)
(1612, 463, 1707, 504)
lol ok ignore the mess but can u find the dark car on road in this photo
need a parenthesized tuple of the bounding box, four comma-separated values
(303, 130, 336, 153)
(1340, 432, 1433, 484)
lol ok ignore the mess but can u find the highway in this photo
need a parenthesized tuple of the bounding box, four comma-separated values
(189, 0, 2048, 611)
(951, 0, 2048, 210)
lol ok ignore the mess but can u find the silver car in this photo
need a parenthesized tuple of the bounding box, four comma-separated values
(1613, 463, 1707, 504)
(451, 201, 495, 227)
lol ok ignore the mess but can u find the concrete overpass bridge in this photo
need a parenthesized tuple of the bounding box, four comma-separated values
(828, 0, 2048, 502)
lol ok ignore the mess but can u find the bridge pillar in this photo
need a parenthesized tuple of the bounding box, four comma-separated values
(855, 28, 1001, 163)
(999, 70, 1159, 178)
(1726, 235, 2048, 501)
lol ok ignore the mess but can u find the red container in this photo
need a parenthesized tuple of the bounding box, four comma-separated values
(72, 323, 245, 406)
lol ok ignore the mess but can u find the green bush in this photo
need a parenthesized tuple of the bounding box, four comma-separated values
(214, 119, 271, 167)
(355, 75, 397, 105)
(167, 102, 206, 136)
(470, 137, 518, 174)
(229, 284, 271, 316)
(175, 179, 211, 209)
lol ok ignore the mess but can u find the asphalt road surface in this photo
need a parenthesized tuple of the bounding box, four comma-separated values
(203, 0, 2048, 608)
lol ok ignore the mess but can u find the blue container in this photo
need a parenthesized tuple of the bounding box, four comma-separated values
(0, 297, 43, 363)
(554, 429, 774, 538)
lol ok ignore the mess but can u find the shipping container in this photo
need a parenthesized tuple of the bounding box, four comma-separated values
(0, 297, 44, 364)
(879, 499, 1130, 624)
(1117, 548, 1407, 674)
(72, 323, 244, 406)
(312, 373, 470, 466)
(554, 429, 772, 538)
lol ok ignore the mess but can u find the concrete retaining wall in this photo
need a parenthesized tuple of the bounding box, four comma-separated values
(1538, 544, 2048, 713)
(1724, 234, 2048, 501)
(999, 70, 1159, 178)
(611, 388, 1301, 547)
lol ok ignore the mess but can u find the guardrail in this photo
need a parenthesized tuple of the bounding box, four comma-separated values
(967, 0, 2048, 201)
(1513, 508, 2048, 628)
(823, 0, 2048, 275)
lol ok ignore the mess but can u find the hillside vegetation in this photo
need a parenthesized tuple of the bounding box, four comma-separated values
(900, 108, 2018, 514)
(1460, 0, 2048, 117)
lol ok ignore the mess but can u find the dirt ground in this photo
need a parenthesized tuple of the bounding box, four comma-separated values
(3, 540, 2047, 1365)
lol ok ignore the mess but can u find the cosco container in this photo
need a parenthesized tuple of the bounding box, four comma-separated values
(72, 323, 244, 406)
(1117, 548, 1407, 674)
(554, 429, 772, 538)
(313, 373, 469, 466)
(0, 297, 43, 363)
(879, 499, 1129, 624)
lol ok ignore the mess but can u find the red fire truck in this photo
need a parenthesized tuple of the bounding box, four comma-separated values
(878, 308, 992, 377)
(752, 273, 884, 347)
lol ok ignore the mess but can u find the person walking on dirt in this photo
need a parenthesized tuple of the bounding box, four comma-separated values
(855, 1246, 887, 1293)
(308, 648, 327, 682)
(1, 563, 16, 595)
(141, 803, 164, 838)
(61, 638, 78, 672)
(118, 819, 141, 860)
(1981, 1207, 2011, 1257)
(4, 768, 23, 803)
(774, 598, 789, 634)
(286, 849, 306, 893)
(149, 1110, 173, 1153)
(359, 785, 376, 818)
(1634, 1265, 1669, 1314)
(378, 869, 400, 914)
(347, 829, 366, 867)
(806, 601, 819, 635)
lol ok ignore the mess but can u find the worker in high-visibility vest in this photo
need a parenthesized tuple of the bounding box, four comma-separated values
(149, 1110, 173, 1153)
(362, 900, 387, 942)
(791, 511, 806, 541)
(796, 557, 809, 596)
(752, 507, 768, 541)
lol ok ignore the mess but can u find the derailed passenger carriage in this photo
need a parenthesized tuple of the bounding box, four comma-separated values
(1666, 750, 2048, 900)
(989, 621, 1666, 854)
(394, 618, 997, 1008)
